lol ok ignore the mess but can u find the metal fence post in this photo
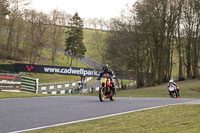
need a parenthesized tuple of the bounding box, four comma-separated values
(35, 78, 39, 94)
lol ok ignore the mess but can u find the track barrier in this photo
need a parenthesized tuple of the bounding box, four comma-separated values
(0, 73, 21, 92)
(0, 73, 39, 93)
(21, 76, 39, 93)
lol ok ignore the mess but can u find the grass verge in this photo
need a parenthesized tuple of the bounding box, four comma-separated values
(28, 104, 200, 133)
(0, 92, 57, 99)
(116, 79, 200, 99)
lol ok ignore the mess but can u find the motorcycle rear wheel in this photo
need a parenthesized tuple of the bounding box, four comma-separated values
(99, 87, 105, 102)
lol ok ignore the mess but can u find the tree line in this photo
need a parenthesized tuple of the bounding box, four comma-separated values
(0, 0, 109, 66)
(0, 0, 69, 64)
(105, 0, 200, 87)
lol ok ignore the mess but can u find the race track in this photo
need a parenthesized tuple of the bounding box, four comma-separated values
(0, 96, 199, 133)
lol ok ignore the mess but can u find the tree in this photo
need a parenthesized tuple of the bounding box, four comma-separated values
(25, 10, 49, 64)
(6, 0, 29, 58)
(0, 0, 9, 26)
(90, 30, 107, 63)
(174, 0, 185, 80)
(0, 0, 9, 47)
(0, 0, 9, 15)
(49, 9, 66, 65)
(0, 0, 9, 29)
(65, 12, 86, 66)
(105, 0, 189, 87)
(182, 0, 200, 78)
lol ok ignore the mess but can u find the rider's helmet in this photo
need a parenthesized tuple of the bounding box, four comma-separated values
(169, 79, 174, 83)
(103, 64, 108, 71)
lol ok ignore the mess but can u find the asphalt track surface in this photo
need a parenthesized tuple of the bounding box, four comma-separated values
(0, 96, 199, 133)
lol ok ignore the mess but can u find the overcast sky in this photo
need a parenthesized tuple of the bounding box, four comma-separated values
(29, 0, 136, 20)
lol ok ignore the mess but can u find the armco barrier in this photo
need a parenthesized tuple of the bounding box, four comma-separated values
(41, 89, 74, 95)
(38, 78, 136, 95)
(21, 76, 39, 93)
(41, 87, 100, 95)
(39, 81, 77, 92)
(38, 77, 92, 94)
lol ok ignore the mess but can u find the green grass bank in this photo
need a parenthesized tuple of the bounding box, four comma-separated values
(28, 104, 200, 133)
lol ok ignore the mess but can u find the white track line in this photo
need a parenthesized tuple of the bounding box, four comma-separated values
(9, 100, 199, 133)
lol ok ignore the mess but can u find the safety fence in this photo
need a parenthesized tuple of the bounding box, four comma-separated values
(38, 77, 93, 94)
(40, 80, 136, 95)
(40, 87, 100, 95)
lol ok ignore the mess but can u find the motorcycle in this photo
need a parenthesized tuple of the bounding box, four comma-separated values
(168, 86, 176, 98)
(99, 75, 115, 102)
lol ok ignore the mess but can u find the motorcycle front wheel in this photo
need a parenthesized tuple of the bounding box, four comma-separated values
(110, 90, 115, 101)
(170, 91, 175, 98)
(99, 87, 105, 102)
(110, 95, 115, 101)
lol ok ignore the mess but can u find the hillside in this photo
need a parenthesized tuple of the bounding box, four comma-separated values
(83, 29, 107, 64)
(0, 29, 104, 83)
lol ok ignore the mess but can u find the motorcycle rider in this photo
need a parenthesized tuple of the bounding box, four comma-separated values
(173, 80, 180, 98)
(167, 79, 180, 98)
(97, 64, 116, 95)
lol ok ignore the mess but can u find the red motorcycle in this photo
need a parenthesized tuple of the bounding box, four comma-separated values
(99, 75, 115, 102)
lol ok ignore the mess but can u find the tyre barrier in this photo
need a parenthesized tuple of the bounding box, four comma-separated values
(20, 76, 39, 93)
